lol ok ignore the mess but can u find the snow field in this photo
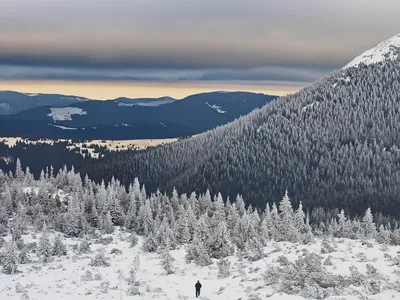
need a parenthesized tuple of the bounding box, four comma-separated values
(2, 229, 400, 300)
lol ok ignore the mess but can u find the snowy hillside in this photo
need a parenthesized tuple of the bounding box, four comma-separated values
(344, 34, 400, 69)
(3, 230, 400, 300)
(2, 163, 400, 299)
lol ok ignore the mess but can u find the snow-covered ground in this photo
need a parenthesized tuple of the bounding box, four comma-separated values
(47, 107, 87, 121)
(205, 102, 226, 114)
(344, 34, 400, 69)
(1, 229, 400, 300)
(48, 124, 78, 130)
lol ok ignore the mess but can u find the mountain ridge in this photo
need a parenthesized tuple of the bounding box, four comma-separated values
(0, 91, 276, 140)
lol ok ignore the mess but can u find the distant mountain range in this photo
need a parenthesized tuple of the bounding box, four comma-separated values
(0, 91, 276, 139)
(0, 91, 88, 115)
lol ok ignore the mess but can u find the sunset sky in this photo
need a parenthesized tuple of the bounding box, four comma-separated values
(1, 0, 400, 99)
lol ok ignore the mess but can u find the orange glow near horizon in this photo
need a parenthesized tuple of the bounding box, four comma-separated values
(0, 80, 303, 100)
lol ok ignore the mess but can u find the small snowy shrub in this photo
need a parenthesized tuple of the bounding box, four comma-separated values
(276, 255, 290, 266)
(129, 233, 138, 248)
(356, 252, 367, 262)
(126, 286, 140, 296)
(143, 235, 158, 253)
(78, 238, 91, 254)
(321, 241, 337, 254)
(217, 258, 231, 278)
(99, 281, 110, 293)
(52, 235, 67, 256)
(161, 249, 175, 275)
(110, 248, 122, 255)
(324, 255, 333, 266)
(264, 252, 346, 299)
(15, 283, 26, 293)
(81, 270, 94, 281)
(361, 240, 374, 248)
(96, 236, 113, 245)
(89, 250, 110, 267)
(20, 292, 30, 300)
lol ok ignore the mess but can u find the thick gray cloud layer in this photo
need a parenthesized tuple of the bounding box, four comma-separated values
(1, 0, 399, 83)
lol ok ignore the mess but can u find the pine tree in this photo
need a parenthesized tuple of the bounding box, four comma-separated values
(2, 236, 18, 275)
(186, 234, 212, 266)
(207, 221, 234, 259)
(337, 209, 350, 238)
(101, 211, 114, 234)
(161, 248, 175, 275)
(175, 208, 190, 245)
(65, 196, 86, 237)
(362, 207, 377, 239)
(376, 224, 391, 244)
(143, 231, 158, 252)
(137, 200, 153, 235)
(245, 222, 265, 261)
(277, 190, 299, 242)
(37, 222, 52, 263)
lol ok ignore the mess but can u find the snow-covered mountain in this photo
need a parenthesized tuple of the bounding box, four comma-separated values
(0, 91, 88, 115)
(83, 34, 400, 219)
(344, 33, 400, 69)
(0, 92, 276, 139)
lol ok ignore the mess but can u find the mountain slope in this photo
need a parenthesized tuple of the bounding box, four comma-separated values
(0, 92, 275, 139)
(0, 91, 88, 115)
(81, 34, 400, 217)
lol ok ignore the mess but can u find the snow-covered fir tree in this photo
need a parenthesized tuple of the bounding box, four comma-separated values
(37, 222, 53, 263)
(2, 235, 18, 275)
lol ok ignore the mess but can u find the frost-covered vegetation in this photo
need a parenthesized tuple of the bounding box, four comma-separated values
(2, 162, 400, 299)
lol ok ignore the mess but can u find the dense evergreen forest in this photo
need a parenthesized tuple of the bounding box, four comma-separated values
(78, 58, 400, 218)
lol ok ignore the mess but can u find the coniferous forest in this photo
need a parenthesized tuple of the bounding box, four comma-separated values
(79, 58, 400, 218)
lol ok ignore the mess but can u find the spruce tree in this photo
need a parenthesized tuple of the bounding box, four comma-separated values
(362, 208, 377, 239)
(37, 222, 52, 263)
(2, 236, 18, 275)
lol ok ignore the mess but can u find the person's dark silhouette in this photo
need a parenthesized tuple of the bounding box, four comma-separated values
(195, 280, 202, 297)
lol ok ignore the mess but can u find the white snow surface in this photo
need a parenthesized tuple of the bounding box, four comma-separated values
(48, 124, 78, 130)
(205, 102, 226, 114)
(47, 107, 87, 121)
(1, 230, 400, 300)
(344, 34, 400, 69)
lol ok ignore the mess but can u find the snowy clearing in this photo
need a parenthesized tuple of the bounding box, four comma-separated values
(2, 230, 400, 300)
(205, 102, 226, 114)
(48, 124, 78, 130)
(47, 107, 87, 121)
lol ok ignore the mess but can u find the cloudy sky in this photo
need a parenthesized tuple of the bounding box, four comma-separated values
(1, 0, 399, 99)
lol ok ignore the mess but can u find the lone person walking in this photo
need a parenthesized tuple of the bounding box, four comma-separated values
(195, 280, 202, 297)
